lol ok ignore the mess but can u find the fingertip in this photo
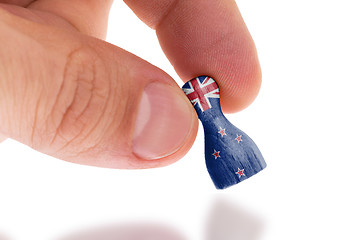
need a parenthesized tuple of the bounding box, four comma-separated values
(172, 41, 262, 113)
(147, 115, 199, 168)
(153, 0, 262, 113)
(129, 115, 198, 169)
(216, 51, 262, 113)
(131, 81, 198, 163)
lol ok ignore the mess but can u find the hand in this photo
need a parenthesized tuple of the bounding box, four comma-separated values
(0, 0, 261, 169)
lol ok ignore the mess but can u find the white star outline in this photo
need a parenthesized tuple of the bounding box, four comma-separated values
(218, 127, 227, 137)
(212, 149, 221, 159)
(235, 134, 243, 143)
(235, 168, 246, 178)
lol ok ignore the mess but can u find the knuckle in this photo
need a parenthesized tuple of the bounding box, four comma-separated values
(47, 46, 112, 153)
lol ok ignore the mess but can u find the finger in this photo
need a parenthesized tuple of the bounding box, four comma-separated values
(124, 0, 262, 113)
(0, 9, 197, 168)
(0, 0, 114, 39)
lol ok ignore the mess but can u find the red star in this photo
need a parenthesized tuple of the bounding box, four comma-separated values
(235, 168, 245, 178)
(235, 134, 242, 143)
(212, 149, 220, 159)
(218, 127, 227, 137)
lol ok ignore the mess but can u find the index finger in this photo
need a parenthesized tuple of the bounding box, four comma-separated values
(124, 0, 261, 113)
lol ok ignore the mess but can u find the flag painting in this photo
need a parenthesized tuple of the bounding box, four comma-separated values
(182, 76, 266, 189)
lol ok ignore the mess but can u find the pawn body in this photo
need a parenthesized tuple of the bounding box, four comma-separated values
(182, 76, 266, 189)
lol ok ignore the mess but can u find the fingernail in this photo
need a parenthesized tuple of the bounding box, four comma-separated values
(132, 82, 194, 160)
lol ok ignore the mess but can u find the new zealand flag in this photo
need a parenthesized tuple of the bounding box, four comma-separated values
(182, 76, 266, 189)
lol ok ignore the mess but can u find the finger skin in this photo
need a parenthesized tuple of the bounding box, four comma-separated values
(125, 0, 262, 113)
(27, 0, 114, 39)
(0, 0, 34, 6)
(0, 8, 198, 169)
(0, 0, 114, 39)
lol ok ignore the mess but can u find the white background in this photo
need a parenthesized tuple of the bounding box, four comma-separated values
(1, 0, 341, 239)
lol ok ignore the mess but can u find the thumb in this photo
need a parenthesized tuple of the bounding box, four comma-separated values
(0, 9, 197, 168)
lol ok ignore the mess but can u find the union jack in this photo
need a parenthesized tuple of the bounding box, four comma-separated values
(182, 76, 220, 112)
